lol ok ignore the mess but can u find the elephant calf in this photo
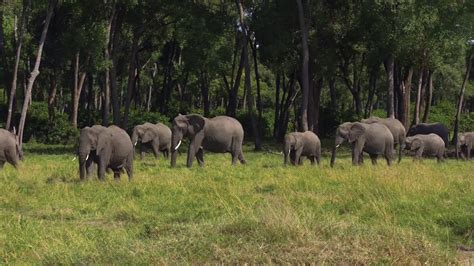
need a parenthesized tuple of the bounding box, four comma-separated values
(96, 126, 134, 181)
(0, 128, 22, 169)
(284, 131, 321, 166)
(131, 122, 171, 160)
(457, 132, 474, 159)
(407, 122, 449, 147)
(405, 134, 445, 162)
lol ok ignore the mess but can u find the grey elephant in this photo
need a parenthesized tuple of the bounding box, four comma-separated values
(330, 122, 394, 167)
(407, 122, 449, 147)
(77, 125, 107, 180)
(96, 125, 134, 181)
(361, 116, 406, 162)
(283, 131, 321, 166)
(131, 122, 171, 160)
(0, 128, 22, 169)
(170, 114, 246, 167)
(405, 134, 445, 162)
(457, 132, 474, 159)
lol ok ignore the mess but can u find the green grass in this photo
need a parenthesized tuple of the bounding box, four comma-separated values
(0, 143, 473, 264)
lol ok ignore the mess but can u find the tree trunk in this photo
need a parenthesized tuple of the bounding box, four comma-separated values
(274, 73, 281, 139)
(312, 78, 323, 134)
(226, 45, 245, 117)
(122, 30, 140, 129)
(5, 0, 27, 130)
(71, 52, 87, 128)
(0, 2, 10, 100)
(413, 67, 426, 125)
(47, 73, 57, 123)
(251, 39, 263, 139)
(109, 4, 124, 126)
(296, 0, 309, 131)
(17, 0, 56, 145)
(422, 71, 433, 123)
(365, 66, 377, 118)
(385, 55, 395, 118)
(329, 77, 337, 112)
(402, 66, 413, 129)
(236, 0, 261, 150)
(102, 4, 115, 126)
(200, 71, 210, 117)
(453, 53, 473, 150)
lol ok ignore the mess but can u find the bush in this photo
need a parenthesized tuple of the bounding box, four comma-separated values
(125, 110, 171, 133)
(23, 102, 79, 145)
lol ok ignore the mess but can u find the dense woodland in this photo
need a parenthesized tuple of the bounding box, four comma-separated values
(0, 0, 473, 147)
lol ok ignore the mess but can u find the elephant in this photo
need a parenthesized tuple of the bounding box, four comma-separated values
(77, 125, 107, 180)
(131, 122, 171, 160)
(405, 134, 445, 162)
(283, 131, 321, 166)
(407, 123, 449, 147)
(361, 116, 406, 162)
(457, 132, 474, 159)
(330, 122, 394, 167)
(0, 128, 22, 169)
(96, 125, 134, 181)
(170, 114, 246, 167)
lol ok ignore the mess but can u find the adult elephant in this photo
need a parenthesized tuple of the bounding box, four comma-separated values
(77, 125, 106, 180)
(0, 128, 22, 169)
(131, 122, 171, 160)
(405, 134, 445, 162)
(407, 122, 449, 147)
(96, 125, 134, 181)
(330, 122, 394, 167)
(361, 116, 406, 163)
(283, 131, 321, 166)
(457, 132, 474, 159)
(170, 114, 246, 167)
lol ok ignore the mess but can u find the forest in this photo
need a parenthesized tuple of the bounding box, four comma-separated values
(0, 0, 473, 146)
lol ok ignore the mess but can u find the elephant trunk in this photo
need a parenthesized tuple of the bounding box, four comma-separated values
(283, 141, 291, 166)
(131, 130, 139, 147)
(330, 144, 337, 168)
(170, 131, 183, 167)
(78, 153, 88, 180)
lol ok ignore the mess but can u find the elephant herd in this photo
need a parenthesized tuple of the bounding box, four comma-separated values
(0, 114, 472, 181)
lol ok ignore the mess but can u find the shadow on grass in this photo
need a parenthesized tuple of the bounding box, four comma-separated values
(24, 144, 75, 155)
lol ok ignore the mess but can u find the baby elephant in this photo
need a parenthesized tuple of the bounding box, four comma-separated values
(284, 131, 321, 166)
(405, 134, 445, 162)
(0, 128, 23, 169)
(457, 132, 474, 159)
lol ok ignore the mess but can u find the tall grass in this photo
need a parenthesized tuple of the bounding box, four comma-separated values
(0, 144, 472, 264)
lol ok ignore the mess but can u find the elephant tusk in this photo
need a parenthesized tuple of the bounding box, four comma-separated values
(85, 154, 89, 161)
(288, 149, 290, 155)
(174, 140, 182, 151)
(72, 156, 77, 161)
(134, 141, 137, 146)
(336, 144, 340, 148)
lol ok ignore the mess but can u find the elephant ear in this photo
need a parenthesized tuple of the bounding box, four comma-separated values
(348, 123, 366, 143)
(187, 115, 205, 135)
(293, 134, 302, 149)
(96, 133, 110, 155)
(411, 138, 422, 149)
(459, 134, 465, 144)
(142, 128, 156, 143)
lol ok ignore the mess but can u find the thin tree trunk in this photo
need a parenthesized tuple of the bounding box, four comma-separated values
(47, 73, 57, 123)
(0, 2, 10, 99)
(312, 77, 323, 134)
(365, 66, 377, 118)
(274, 73, 281, 139)
(453, 53, 473, 149)
(200, 70, 210, 117)
(71, 52, 87, 128)
(5, 0, 27, 130)
(251, 39, 263, 139)
(385, 55, 395, 118)
(236, 0, 261, 150)
(226, 47, 245, 117)
(17, 0, 56, 145)
(403, 66, 413, 129)
(102, 4, 115, 126)
(296, 0, 309, 131)
(122, 30, 140, 129)
(329, 77, 337, 112)
(109, 4, 124, 126)
(413, 67, 425, 125)
(422, 71, 433, 123)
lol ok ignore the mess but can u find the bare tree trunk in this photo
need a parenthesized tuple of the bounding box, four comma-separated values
(329, 77, 337, 112)
(453, 53, 473, 150)
(200, 70, 210, 117)
(422, 71, 433, 123)
(365, 66, 378, 118)
(236, 0, 261, 150)
(5, 0, 27, 130)
(110, 4, 124, 126)
(0, 2, 10, 100)
(122, 30, 140, 129)
(17, 0, 56, 145)
(71, 52, 87, 128)
(413, 67, 425, 125)
(226, 47, 245, 117)
(47, 73, 57, 123)
(312, 78, 323, 134)
(402, 66, 413, 129)
(296, 0, 309, 131)
(251, 39, 263, 139)
(385, 55, 395, 118)
(273, 73, 281, 139)
(102, 4, 115, 126)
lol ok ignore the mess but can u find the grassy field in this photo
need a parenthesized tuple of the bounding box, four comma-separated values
(0, 143, 473, 264)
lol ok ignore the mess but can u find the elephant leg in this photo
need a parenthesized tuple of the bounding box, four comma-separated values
(398, 142, 404, 163)
(85, 159, 95, 178)
(140, 144, 145, 160)
(352, 141, 364, 166)
(196, 148, 205, 167)
(113, 170, 121, 181)
(152, 142, 160, 160)
(125, 153, 134, 181)
(468, 145, 472, 160)
(414, 147, 424, 161)
(309, 156, 316, 166)
(0, 161, 4, 169)
(316, 155, 320, 165)
(98, 161, 106, 181)
(238, 151, 246, 164)
(369, 154, 378, 165)
(163, 148, 169, 159)
(294, 148, 303, 166)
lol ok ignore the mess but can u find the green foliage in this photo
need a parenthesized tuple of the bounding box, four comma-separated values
(125, 110, 171, 133)
(23, 102, 79, 145)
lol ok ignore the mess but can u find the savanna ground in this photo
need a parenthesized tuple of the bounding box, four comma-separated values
(0, 143, 473, 264)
